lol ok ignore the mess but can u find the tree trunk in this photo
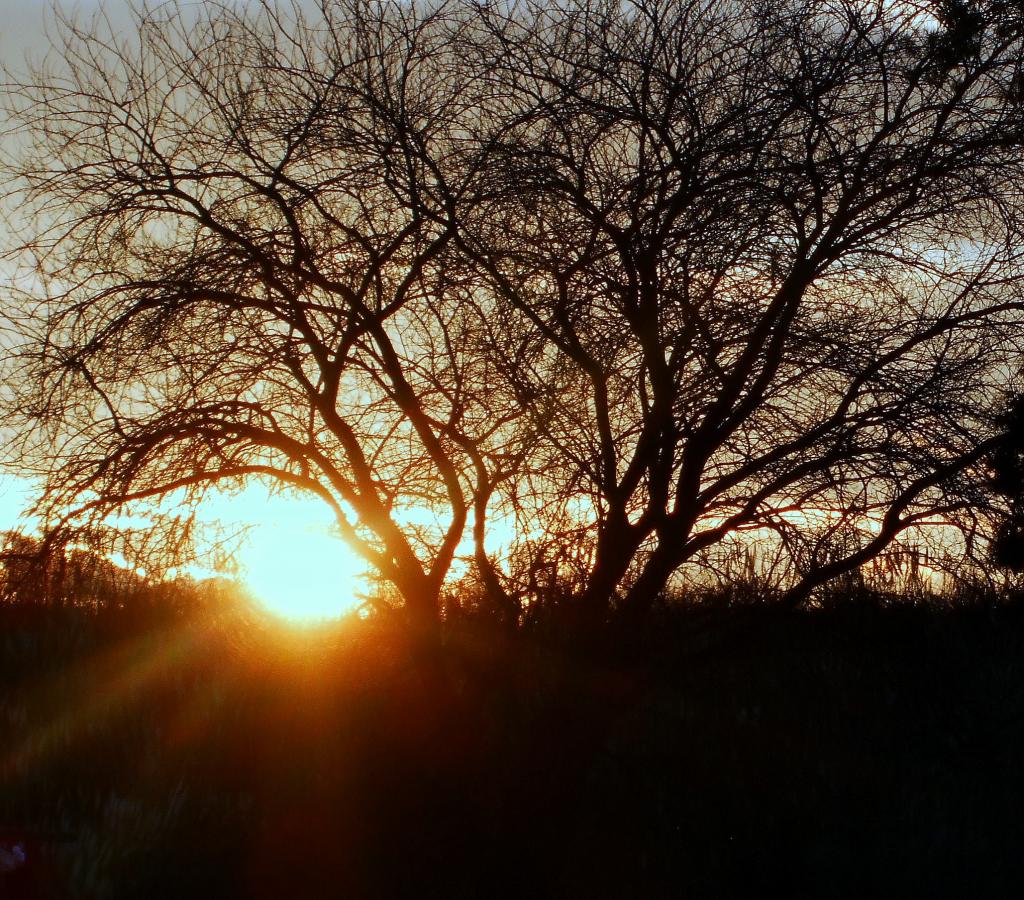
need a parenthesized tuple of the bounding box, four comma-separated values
(616, 539, 683, 626)
(395, 576, 451, 694)
(577, 522, 645, 624)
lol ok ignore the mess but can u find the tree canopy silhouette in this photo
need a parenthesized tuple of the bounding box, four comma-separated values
(4, 0, 1024, 625)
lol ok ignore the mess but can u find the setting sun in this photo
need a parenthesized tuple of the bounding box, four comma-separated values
(197, 486, 370, 622)
(237, 525, 368, 621)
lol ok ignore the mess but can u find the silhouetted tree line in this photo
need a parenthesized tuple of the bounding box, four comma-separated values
(0, 530, 218, 618)
(1, 532, 133, 609)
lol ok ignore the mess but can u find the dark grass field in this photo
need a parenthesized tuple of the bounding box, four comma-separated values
(2, 585, 1024, 899)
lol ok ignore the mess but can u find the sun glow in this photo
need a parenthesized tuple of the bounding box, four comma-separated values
(238, 525, 368, 621)
(203, 487, 370, 622)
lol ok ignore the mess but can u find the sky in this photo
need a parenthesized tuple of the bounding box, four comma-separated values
(0, 1, 136, 75)
(0, 0, 55, 68)
(0, 0, 326, 72)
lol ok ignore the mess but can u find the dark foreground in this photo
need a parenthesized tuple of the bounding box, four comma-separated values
(1, 587, 1023, 899)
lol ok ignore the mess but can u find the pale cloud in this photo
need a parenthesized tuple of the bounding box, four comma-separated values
(0, 1, 138, 76)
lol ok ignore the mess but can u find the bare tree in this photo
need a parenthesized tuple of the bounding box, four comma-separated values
(1, 0, 518, 630)
(457, 0, 1024, 617)
(5, 0, 1024, 631)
